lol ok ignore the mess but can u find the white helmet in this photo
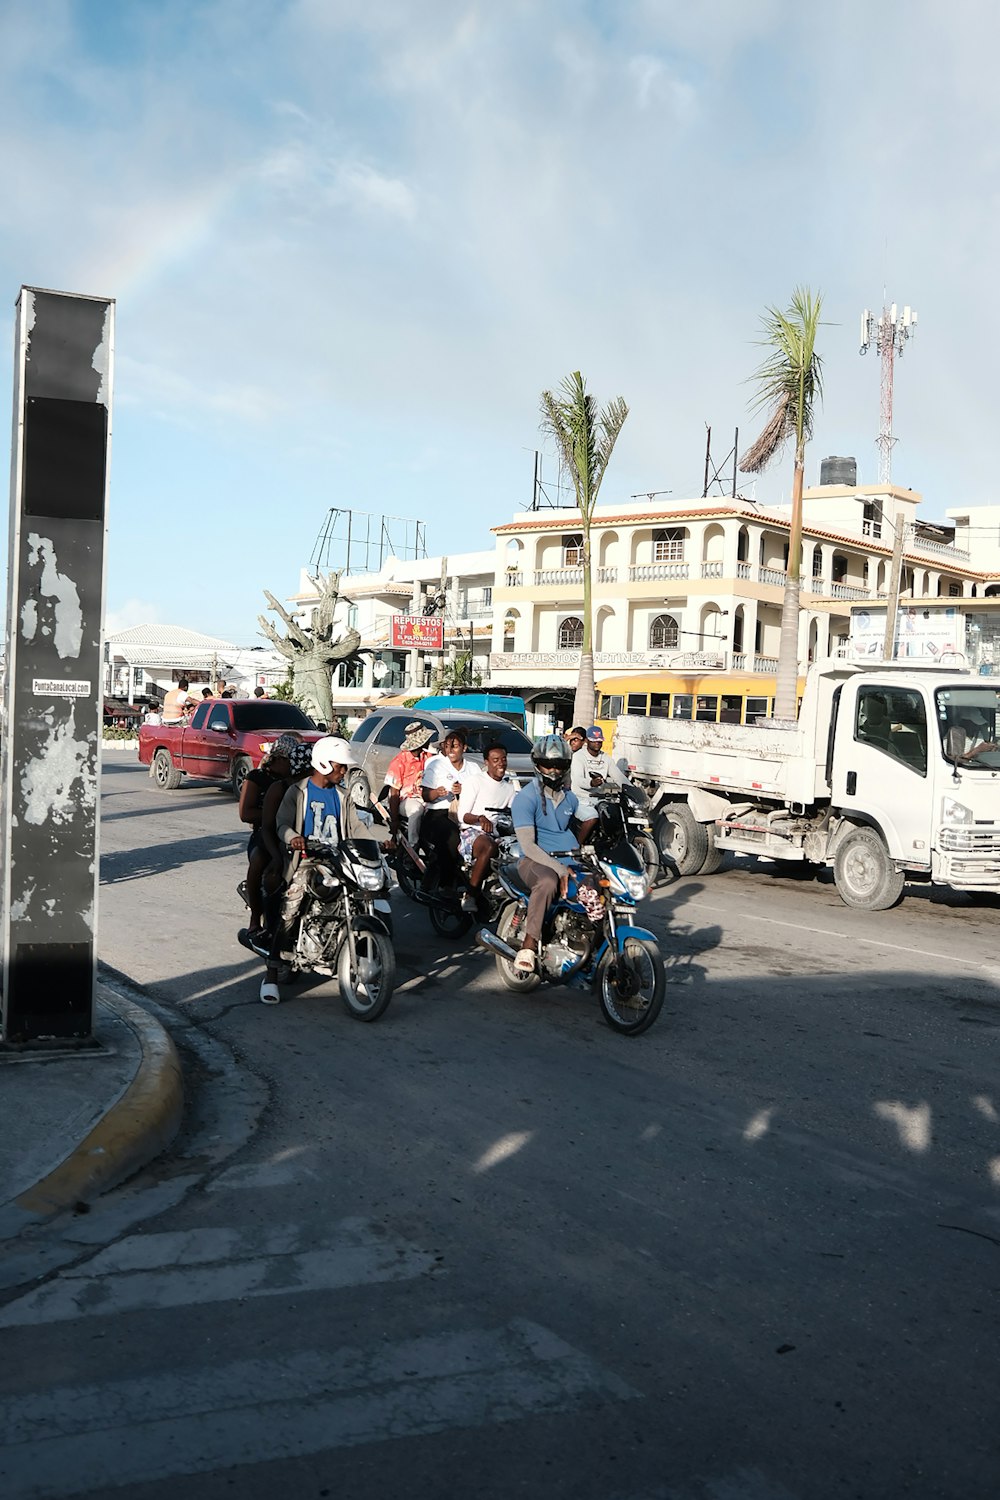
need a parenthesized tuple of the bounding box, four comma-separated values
(310, 736, 355, 773)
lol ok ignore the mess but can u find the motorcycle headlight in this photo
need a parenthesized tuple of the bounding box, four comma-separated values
(942, 797, 973, 825)
(605, 865, 648, 900)
(354, 864, 385, 890)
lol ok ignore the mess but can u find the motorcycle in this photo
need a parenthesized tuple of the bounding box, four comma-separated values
(239, 836, 396, 1020)
(608, 774, 660, 888)
(474, 788, 666, 1036)
(385, 807, 516, 939)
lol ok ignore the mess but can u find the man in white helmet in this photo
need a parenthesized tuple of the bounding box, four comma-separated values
(259, 736, 370, 1004)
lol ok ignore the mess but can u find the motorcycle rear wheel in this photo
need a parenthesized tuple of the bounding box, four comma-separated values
(494, 901, 540, 994)
(429, 898, 472, 939)
(394, 855, 419, 901)
(598, 936, 665, 1036)
(337, 920, 395, 1021)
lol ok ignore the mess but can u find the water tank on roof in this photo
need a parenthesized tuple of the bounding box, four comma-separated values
(819, 456, 857, 487)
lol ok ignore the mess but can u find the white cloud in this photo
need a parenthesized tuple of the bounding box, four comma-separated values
(106, 599, 162, 635)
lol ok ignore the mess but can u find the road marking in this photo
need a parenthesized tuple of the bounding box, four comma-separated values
(0, 1218, 434, 1328)
(683, 900, 997, 971)
(0, 1320, 637, 1497)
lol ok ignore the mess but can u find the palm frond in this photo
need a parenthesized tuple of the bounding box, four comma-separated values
(740, 286, 824, 473)
(539, 371, 628, 520)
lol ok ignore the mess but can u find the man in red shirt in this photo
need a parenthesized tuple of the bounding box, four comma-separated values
(385, 722, 435, 846)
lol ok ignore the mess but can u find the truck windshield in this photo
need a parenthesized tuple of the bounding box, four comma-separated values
(934, 686, 1000, 769)
(231, 702, 316, 731)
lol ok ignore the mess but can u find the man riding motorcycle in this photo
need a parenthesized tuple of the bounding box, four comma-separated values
(509, 734, 585, 974)
(259, 736, 375, 1004)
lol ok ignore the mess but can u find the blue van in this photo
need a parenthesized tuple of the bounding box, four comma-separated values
(413, 693, 527, 731)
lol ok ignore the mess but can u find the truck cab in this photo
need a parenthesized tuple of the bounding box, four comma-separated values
(828, 669, 1000, 897)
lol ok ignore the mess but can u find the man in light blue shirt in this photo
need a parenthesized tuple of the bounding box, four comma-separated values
(510, 734, 581, 974)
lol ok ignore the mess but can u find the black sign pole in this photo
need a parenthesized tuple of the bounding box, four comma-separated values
(1, 287, 114, 1045)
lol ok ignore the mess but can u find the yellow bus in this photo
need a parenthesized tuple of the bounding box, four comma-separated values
(595, 672, 806, 743)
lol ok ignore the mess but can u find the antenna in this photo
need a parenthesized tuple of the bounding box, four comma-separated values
(860, 297, 917, 485)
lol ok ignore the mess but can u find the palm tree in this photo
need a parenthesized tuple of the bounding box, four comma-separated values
(740, 287, 824, 721)
(539, 371, 629, 727)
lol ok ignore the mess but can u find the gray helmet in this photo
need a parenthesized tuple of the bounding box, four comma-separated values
(531, 733, 572, 790)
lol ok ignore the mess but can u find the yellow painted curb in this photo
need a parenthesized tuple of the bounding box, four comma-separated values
(15, 988, 184, 1217)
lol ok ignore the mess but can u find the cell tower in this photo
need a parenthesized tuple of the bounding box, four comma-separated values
(860, 300, 917, 485)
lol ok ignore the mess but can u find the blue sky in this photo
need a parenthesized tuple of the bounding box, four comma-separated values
(1, 0, 997, 642)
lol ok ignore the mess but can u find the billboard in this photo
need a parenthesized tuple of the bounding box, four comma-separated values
(390, 613, 444, 650)
(849, 605, 962, 661)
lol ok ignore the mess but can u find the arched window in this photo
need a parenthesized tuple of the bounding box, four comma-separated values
(562, 533, 584, 567)
(649, 614, 679, 650)
(503, 614, 517, 652)
(558, 616, 584, 650)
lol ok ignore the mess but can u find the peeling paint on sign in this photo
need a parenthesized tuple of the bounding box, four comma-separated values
(20, 598, 37, 641)
(26, 535, 83, 660)
(21, 715, 94, 827)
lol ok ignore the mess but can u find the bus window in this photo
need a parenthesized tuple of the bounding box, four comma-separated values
(600, 694, 624, 718)
(720, 695, 742, 724)
(695, 696, 719, 722)
(671, 694, 693, 720)
(745, 696, 769, 723)
(649, 693, 670, 717)
(626, 693, 648, 716)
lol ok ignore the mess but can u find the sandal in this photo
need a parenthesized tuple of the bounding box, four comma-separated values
(259, 981, 281, 1005)
(513, 948, 537, 974)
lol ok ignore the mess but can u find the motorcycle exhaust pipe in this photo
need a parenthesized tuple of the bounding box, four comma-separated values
(475, 926, 518, 961)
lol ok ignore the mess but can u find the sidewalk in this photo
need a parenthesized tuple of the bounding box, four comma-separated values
(0, 985, 183, 1240)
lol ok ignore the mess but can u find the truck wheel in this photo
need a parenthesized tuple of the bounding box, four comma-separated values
(833, 827, 905, 911)
(231, 755, 253, 799)
(151, 749, 182, 792)
(697, 837, 724, 876)
(654, 802, 709, 877)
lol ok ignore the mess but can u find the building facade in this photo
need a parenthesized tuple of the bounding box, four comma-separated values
(487, 483, 1000, 726)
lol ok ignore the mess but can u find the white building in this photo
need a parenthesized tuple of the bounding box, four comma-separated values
(103, 625, 285, 703)
(487, 482, 1000, 726)
(285, 550, 496, 721)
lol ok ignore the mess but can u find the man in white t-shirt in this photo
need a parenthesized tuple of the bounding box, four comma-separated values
(457, 743, 517, 910)
(570, 724, 627, 838)
(421, 728, 481, 891)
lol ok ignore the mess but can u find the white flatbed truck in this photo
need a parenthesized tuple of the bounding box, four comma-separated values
(615, 660, 1000, 910)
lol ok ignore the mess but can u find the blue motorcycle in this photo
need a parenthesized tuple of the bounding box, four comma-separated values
(475, 788, 665, 1036)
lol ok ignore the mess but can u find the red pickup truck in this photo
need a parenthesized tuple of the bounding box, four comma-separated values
(138, 699, 324, 796)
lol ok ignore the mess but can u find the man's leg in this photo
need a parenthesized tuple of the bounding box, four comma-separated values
(517, 859, 560, 961)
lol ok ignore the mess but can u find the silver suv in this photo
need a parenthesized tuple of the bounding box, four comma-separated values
(351, 707, 534, 793)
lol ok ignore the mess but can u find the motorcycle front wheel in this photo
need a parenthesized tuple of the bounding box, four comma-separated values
(598, 936, 665, 1036)
(633, 833, 660, 890)
(337, 919, 396, 1021)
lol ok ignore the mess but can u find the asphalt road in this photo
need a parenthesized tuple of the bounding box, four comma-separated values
(2, 749, 999, 1500)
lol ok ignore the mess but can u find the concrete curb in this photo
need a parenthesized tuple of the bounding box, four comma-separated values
(14, 988, 184, 1218)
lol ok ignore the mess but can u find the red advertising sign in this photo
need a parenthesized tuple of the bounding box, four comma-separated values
(390, 614, 444, 650)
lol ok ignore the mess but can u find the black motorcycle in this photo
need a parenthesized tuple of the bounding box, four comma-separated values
(239, 836, 395, 1020)
(384, 807, 515, 938)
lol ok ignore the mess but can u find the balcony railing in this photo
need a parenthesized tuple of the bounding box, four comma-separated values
(758, 567, 787, 587)
(701, 561, 724, 578)
(596, 566, 619, 583)
(629, 563, 690, 582)
(737, 561, 751, 579)
(831, 582, 872, 600)
(533, 567, 583, 586)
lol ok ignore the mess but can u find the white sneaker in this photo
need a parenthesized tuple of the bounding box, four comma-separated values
(259, 981, 281, 1005)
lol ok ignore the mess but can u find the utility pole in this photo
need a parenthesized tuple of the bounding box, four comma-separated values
(860, 300, 917, 486)
(882, 517, 907, 660)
